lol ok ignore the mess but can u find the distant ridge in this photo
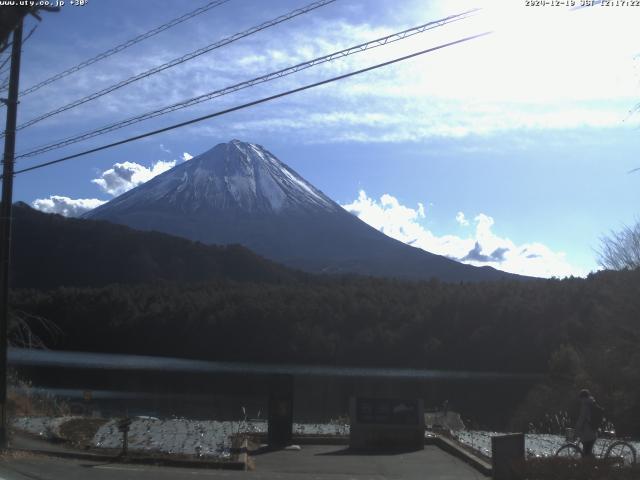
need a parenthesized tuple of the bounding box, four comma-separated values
(11, 202, 303, 289)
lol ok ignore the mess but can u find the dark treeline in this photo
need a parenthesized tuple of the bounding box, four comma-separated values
(10, 202, 305, 288)
(10, 268, 640, 432)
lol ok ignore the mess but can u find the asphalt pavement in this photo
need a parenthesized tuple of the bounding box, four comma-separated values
(0, 444, 485, 480)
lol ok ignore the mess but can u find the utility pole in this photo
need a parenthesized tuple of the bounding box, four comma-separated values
(0, 18, 23, 450)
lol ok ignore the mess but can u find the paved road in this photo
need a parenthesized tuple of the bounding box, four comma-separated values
(253, 445, 485, 479)
(0, 445, 485, 479)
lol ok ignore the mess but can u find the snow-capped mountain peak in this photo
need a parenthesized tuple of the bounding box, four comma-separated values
(84, 140, 520, 282)
(94, 140, 337, 215)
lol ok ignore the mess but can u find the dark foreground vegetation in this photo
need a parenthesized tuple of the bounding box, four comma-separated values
(10, 268, 640, 434)
(8, 205, 640, 433)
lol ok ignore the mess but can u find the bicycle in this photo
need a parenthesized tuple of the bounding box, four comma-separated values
(555, 428, 637, 467)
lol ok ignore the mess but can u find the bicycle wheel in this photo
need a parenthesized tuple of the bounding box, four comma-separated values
(556, 443, 583, 459)
(605, 441, 637, 466)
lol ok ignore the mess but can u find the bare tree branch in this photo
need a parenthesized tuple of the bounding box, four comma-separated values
(597, 221, 640, 271)
(8, 310, 62, 349)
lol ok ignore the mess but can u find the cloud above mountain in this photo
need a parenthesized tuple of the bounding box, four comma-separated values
(32, 153, 193, 217)
(342, 190, 587, 278)
(92, 160, 177, 196)
(31, 196, 107, 217)
(456, 211, 469, 226)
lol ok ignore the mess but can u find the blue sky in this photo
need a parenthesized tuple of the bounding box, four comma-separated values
(10, 0, 640, 277)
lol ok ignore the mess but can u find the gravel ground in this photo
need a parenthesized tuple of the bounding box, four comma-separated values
(92, 418, 349, 458)
(12, 416, 78, 440)
(454, 430, 640, 459)
(18, 415, 635, 462)
(13, 416, 349, 459)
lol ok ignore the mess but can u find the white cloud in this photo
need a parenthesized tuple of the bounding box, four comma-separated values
(92, 160, 176, 197)
(343, 191, 426, 240)
(36, 156, 185, 218)
(18, 1, 640, 149)
(456, 211, 469, 226)
(32, 196, 106, 217)
(342, 190, 587, 278)
(204, 95, 637, 145)
(20, 4, 640, 146)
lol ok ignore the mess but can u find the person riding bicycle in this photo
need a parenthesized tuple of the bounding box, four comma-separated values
(575, 389, 597, 457)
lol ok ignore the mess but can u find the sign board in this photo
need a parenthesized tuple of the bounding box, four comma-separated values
(491, 433, 525, 480)
(117, 417, 132, 433)
(356, 398, 419, 425)
(350, 397, 424, 451)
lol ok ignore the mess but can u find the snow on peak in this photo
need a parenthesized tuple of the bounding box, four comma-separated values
(110, 140, 338, 214)
(229, 140, 337, 212)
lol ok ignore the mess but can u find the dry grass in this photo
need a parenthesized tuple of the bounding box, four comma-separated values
(58, 418, 108, 449)
(8, 390, 70, 418)
(7, 374, 69, 418)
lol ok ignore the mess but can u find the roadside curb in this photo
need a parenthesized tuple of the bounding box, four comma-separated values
(426, 434, 492, 476)
(11, 438, 249, 471)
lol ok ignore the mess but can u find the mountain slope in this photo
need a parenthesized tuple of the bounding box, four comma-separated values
(10, 202, 303, 289)
(84, 140, 523, 282)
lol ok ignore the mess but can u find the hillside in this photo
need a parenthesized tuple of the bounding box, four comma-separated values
(10, 202, 304, 289)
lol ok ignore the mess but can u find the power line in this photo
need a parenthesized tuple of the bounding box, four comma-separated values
(0, 55, 11, 76)
(9, 0, 336, 134)
(0, 0, 232, 98)
(16, 9, 478, 160)
(10, 31, 491, 177)
(0, 24, 36, 77)
(0, 60, 10, 81)
(20, 23, 38, 45)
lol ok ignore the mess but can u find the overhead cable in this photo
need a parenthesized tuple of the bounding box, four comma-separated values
(0, 0, 232, 97)
(10, 0, 336, 133)
(10, 31, 492, 177)
(17, 9, 478, 160)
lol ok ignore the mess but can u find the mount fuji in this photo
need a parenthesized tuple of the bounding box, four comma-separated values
(84, 140, 520, 282)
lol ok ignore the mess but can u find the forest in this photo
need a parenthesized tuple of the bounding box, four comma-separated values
(8, 204, 640, 433)
(10, 268, 640, 433)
